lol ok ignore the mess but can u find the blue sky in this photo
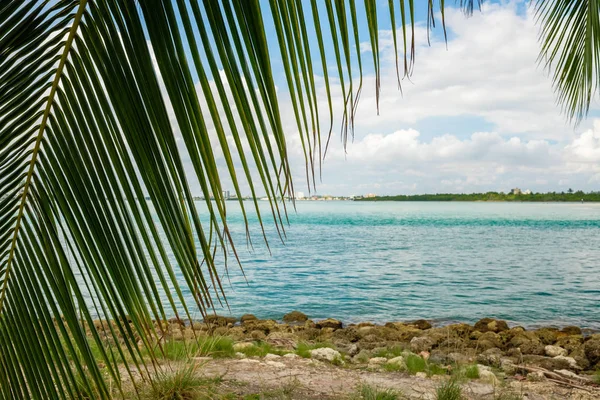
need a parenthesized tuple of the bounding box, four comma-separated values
(161, 1, 600, 196)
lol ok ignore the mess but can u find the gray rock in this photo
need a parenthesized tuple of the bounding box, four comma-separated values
(410, 336, 434, 353)
(309, 347, 342, 362)
(545, 345, 568, 357)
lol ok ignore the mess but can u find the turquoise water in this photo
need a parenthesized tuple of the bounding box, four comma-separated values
(180, 202, 600, 329)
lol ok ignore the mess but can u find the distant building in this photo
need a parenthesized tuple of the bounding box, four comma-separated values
(365, 193, 377, 198)
(222, 190, 230, 199)
(523, 189, 532, 195)
(510, 188, 522, 195)
(295, 191, 305, 200)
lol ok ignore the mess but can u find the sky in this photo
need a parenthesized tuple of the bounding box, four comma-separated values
(165, 0, 600, 196)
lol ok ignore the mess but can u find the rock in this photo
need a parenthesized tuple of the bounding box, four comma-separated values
(387, 356, 406, 367)
(553, 355, 578, 369)
(522, 355, 574, 371)
(204, 315, 236, 326)
(235, 352, 246, 358)
(448, 352, 472, 364)
(535, 328, 558, 345)
(408, 320, 432, 330)
(316, 318, 343, 330)
(555, 369, 579, 379)
(478, 332, 502, 349)
(477, 348, 503, 367)
(410, 336, 434, 353)
(556, 335, 583, 353)
(562, 326, 582, 335)
(282, 311, 308, 323)
(304, 320, 317, 329)
(479, 369, 499, 385)
(283, 353, 300, 359)
(244, 319, 278, 334)
(332, 327, 361, 343)
(384, 322, 423, 341)
(569, 347, 590, 370)
(368, 357, 388, 367)
(264, 353, 281, 361)
(265, 361, 286, 369)
(353, 349, 372, 363)
(240, 314, 257, 323)
(415, 372, 427, 379)
(446, 323, 474, 338)
(583, 336, 600, 365)
(237, 359, 260, 364)
(419, 351, 430, 360)
(510, 333, 544, 355)
(309, 347, 342, 362)
(544, 345, 568, 357)
(233, 342, 254, 352)
(528, 371, 546, 381)
(500, 359, 518, 375)
(348, 344, 360, 357)
(192, 322, 207, 331)
(474, 318, 509, 333)
(250, 330, 266, 340)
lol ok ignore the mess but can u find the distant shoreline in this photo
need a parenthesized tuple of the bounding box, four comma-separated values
(355, 191, 600, 202)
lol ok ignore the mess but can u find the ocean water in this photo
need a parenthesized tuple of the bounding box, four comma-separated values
(175, 201, 600, 329)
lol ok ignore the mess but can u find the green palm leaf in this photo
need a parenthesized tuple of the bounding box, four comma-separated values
(0, 1, 598, 398)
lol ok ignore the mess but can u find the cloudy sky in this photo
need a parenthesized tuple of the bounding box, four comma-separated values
(169, 0, 600, 197)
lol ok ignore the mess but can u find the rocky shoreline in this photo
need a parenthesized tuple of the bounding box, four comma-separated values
(138, 312, 600, 377)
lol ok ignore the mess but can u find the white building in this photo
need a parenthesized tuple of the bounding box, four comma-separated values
(295, 191, 305, 200)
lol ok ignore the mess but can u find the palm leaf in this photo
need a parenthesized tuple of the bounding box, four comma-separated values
(0, 1, 598, 398)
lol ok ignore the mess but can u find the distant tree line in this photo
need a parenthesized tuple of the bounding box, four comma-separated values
(355, 191, 600, 202)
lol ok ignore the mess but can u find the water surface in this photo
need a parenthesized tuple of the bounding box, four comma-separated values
(178, 201, 600, 329)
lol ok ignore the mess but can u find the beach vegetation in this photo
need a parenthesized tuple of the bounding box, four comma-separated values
(435, 379, 463, 400)
(353, 384, 403, 400)
(142, 364, 212, 400)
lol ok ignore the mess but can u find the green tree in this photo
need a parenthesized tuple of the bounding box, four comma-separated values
(1, 0, 599, 398)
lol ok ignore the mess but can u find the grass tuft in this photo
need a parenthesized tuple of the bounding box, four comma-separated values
(238, 342, 288, 358)
(144, 364, 211, 400)
(436, 379, 463, 400)
(405, 354, 426, 374)
(594, 369, 600, 384)
(464, 364, 480, 379)
(353, 384, 402, 400)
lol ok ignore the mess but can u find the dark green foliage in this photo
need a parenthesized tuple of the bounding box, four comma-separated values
(357, 191, 600, 202)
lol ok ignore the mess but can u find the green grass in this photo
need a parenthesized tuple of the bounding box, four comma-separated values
(371, 345, 405, 359)
(382, 362, 404, 372)
(594, 370, 600, 384)
(436, 379, 463, 400)
(464, 364, 479, 379)
(405, 354, 426, 374)
(295, 342, 335, 358)
(143, 364, 212, 400)
(237, 342, 288, 358)
(427, 363, 448, 376)
(155, 336, 235, 360)
(353, 384, 402, 400)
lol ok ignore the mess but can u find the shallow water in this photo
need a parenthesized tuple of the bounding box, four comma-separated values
(170, 201, 600, 329)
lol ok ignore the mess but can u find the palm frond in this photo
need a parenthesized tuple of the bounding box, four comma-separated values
(536, 0, 600, 122)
